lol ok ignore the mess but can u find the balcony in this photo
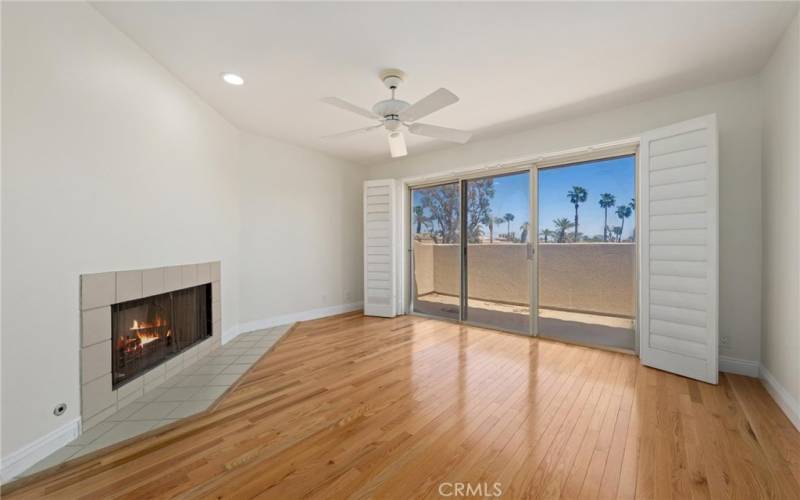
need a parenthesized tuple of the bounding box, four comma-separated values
(413, 241, 635, 349)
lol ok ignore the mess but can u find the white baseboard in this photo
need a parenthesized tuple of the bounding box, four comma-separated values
(719, 355, 760, 377)
(759, 365, 800, 431)
(222, 301, 363, 344)
(0, 417, 81, 484)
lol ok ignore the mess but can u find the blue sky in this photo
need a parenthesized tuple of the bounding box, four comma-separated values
(412, 155, 635, 240)
(538, 156, 636, 239)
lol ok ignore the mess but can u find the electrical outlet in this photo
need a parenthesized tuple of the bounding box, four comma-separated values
(720, 336, 730, 347)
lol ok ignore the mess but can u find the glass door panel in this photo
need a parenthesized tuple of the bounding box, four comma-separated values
(536, 156, 636, 350)
(410, 182, 461, 320)
(463, 171, 531, 333)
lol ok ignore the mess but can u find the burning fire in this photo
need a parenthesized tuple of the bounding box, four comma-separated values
(120, 317, 169, 352)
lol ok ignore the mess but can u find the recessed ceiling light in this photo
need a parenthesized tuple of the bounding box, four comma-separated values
(221, 73, 244, 86)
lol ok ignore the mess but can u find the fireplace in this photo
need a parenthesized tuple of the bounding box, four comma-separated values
(111, 284, 211, 388)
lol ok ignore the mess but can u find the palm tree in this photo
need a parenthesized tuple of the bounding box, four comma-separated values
(553, 218, 574, 243)
(615, 205, 632, 242)
(519, 222, 529, 243)
(541, 229, 554, 243)
(629, 198, 635, 211)
(413, 206, 425, 234)
(611, 225, 623, 241)
(598, 193, 616, 241)
(503, 213, 515, 239)
(567, 186, 588, 240)
(494, 217, 506, 239)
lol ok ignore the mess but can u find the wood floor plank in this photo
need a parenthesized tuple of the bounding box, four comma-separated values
(3, 313, 798, 499)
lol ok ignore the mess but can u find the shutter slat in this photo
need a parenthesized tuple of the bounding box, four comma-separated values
(364, 180, 397, 317)
(640, 115, 718, 383)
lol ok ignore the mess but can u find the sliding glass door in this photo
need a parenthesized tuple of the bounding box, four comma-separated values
(409, 155, 636, 351)
(536, 156, 636, 350)
(410, 182, 461, 321)
(463, 171, 531, 333)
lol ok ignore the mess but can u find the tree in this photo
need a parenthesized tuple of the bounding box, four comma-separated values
(553, 218, 574, 243)
(418, 184, 460, 243)
(615, 205, 632, 242)
(540, 229, 554, 243)
(629, 198, 635, 211)
(598, 193, 616, 241)
(519, 222, 529, 243)
(567, 186, 588, 240)
(503, 213, 515, 239)
(494, 217, 506, 238)
(611, 225, 623, 241)
(413, 206, 425, 234)
(465, 179, 495, 243)
(481, 213, 495, 243)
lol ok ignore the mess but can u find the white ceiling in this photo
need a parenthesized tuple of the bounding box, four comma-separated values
(93, 1, 797, 165)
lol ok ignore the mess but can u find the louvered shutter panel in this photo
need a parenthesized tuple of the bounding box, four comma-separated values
(363, 179, 397, 317)
(639, 115, 719, 384)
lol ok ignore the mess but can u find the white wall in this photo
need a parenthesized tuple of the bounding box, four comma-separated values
(237, 132, 364, 329)
(370, 77, 764, 365)
(1, 1, 242, 456)
(760, 15, 799, 416)
(1, 1, 365, 466)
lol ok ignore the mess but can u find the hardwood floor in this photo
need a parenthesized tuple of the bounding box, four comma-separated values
(4, 313, 799, 499)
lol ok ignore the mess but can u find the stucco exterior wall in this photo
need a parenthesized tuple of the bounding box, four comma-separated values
(413, 242, 635, 317)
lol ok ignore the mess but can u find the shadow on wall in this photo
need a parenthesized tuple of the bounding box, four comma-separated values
(413, 242, 635, 317)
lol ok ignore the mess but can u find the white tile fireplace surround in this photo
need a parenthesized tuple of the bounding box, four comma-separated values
(80, 262, 221, 430)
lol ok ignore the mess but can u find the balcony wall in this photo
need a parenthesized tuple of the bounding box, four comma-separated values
(413, 242, 635, 317)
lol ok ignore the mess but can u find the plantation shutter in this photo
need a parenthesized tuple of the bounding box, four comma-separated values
(363, 179, 397, 317)
(639, 114, 719, 384)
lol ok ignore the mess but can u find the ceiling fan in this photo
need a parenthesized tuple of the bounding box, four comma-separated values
(321, 69, 472, 158)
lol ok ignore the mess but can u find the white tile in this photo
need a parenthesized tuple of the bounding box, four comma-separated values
(106, 402, 146, 422)
(156, 386, 201, 402)
(81, 272, 116, 310)
(82, 404, 117, 431)
(116, 270, 142, 302)
(205, 355, 239, 366)
(165, 266, 182, 291)
(196, 262, 211, 283)
(71, 421, 117, 445)
(90, 421, 159, 449)
(190, 386, 229, 401)
(236, 355, 262, 364)
(221, 364, 251, 375)
(117, 376, 143, 401)
(181, 264, 198, 288)
(190, 364, 226, 375)
(142, 267, 166, 297)
(139, 387, 168, 402)
(168, 400, 211, 419)
(82, 373, 115, 419)
(23, 446, 82, 475)
(117, 388, 144, 410)
(209, 374, 240, 387)
(128, 402, 181, 420)
(81, 340, 111, 383)
(172, 374, 216, 387)
(82, 307, 111, 347)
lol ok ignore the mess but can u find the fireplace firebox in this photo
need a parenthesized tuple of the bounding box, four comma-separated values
(111, 284, 211, 388)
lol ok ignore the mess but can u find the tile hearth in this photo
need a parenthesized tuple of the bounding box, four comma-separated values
(21, 325, 291, 478)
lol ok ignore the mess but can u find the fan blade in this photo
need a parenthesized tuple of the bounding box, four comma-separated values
(320, 124, 382, 140)
(321, 97, 379, 120)
(388, 131, 407, 158)
(408, 123, 472, 144)
(399, 88, 459, 122)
